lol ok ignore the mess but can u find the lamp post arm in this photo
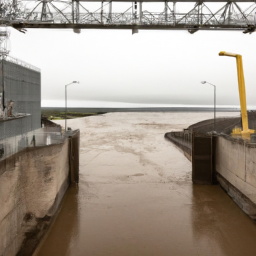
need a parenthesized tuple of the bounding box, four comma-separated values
(206, 82, 216, 88)
(65, 82, 74, 88)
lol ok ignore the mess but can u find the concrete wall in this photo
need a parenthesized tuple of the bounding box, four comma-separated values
(0, 139, 69, 256)
(164, 132, 192, 162)
(215, 136, 256, 219)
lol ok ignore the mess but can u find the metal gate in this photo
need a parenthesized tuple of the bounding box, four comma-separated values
(192, 133, 216, 185)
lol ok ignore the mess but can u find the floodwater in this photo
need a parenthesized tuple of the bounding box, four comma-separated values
(34, 112, 256, 256)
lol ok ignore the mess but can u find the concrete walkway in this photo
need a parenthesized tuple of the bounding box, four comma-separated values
(35, 112, 256, 256)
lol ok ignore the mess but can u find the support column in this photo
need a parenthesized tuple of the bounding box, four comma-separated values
(101, 1, 103, 23)
(201, 3, 203, 25)
(76, 0, 80, 23)
(72, 0, 75, 23)
(228, 3, 232, 24)
(165, 1, 168, 22)
(41, 0, 47, 21)
(139, 2, 142, 24)
(134, 2, 138, 23)
(108, 1, 112, 23)
(197, 3, 200, 25)
(173, 2, 176, 25)
(73, 0, 81, 33)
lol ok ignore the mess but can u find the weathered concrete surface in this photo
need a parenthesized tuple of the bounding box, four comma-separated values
(217, 173, 256, 219)
(216, 136, 256, 218)
(0, 140, 69, 256)
(36, 112, 256, 256)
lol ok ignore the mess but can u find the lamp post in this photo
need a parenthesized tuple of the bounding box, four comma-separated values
(201, 81, 216, 132)
(65, 81, 79, 132)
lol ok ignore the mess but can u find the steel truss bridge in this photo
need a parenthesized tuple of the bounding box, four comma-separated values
(1, 0, 256, 33)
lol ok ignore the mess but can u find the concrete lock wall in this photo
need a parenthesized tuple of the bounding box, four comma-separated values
(0, 139, 70, 256)
(215, 136, 256, 219)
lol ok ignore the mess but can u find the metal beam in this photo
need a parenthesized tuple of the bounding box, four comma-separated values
(74, 0, 255, 2)
(1, 1, 256, 33)
(11, 23, 249, 29)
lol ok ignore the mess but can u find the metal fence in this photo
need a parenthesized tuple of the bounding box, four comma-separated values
(165, 130, 192, 157)
(0, 126, 66, 161)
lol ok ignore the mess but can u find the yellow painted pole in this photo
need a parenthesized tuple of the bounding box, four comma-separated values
(219, 51, 254, 137)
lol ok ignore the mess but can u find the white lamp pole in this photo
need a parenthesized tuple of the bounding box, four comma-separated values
(65, 81, 79, 132)
(201, 81, 216, 132)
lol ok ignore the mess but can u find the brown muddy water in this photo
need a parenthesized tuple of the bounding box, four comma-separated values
(34, 112, 256, 256)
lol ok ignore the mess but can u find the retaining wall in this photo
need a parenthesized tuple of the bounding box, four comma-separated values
(165, 132, 192, 161)
(0, 139, 69, 256)
(215, 136, 256, 220)
(165, 131, 256, 219)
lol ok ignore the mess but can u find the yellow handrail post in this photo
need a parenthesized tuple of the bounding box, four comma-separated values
(219, 51, 254, 137)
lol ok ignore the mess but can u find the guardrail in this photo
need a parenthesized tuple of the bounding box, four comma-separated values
(0, 127, 65, 161)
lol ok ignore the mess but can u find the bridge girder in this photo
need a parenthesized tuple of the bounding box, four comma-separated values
(1, 1, 256, 33)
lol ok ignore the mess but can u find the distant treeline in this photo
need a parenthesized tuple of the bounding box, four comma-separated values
(41, 107, 240, 114)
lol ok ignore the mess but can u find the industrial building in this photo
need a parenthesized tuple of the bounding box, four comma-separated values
(0, 56, 41, 156)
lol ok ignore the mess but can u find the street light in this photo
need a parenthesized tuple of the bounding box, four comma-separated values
(65, 81, 79, 132)
(201, 81, 216, 132)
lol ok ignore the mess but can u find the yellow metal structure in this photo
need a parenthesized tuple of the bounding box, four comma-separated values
(219, 51, 254, 137)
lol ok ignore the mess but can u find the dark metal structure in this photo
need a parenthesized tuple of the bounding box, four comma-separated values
(1, 0, 256, 33)
(192, 133, 216, 184)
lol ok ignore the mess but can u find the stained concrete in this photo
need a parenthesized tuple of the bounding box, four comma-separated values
(215, 136, 256, 218)
(0, 140, 69, 256)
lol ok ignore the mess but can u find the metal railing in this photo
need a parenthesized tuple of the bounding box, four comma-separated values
(0, 126, 66, 161)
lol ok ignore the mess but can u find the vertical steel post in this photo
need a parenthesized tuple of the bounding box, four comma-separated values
(101, 1, 103, 23)
(139, 2, 142, 24)
(173, 2, 176, 25)
(197, 3, 199, 25)
(72, 0, 75, 23)
(135, 2, 137, 22)
(228, 3, 231, 24)
(165, 1, 168, 22)
(41, 0, 47, 21)
(1, 60, 5, 112)
(108, 1, 112, 23)
(214, 85, 216, 132)
(76, 0, 80, 23)
(132, 1, 134, 21)
(65, 84, 67, 132)
(201, 3, 203, 25)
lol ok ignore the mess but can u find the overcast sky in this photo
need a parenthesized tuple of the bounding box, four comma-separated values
(8, 10, 256, 108)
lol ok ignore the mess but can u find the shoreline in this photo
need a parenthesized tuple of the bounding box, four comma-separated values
(42, 107, 241, 113)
